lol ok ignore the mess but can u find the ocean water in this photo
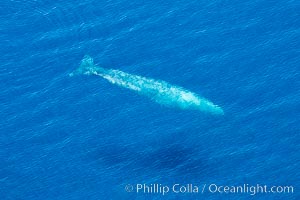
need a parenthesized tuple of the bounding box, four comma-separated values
(1, 0, 299, 199)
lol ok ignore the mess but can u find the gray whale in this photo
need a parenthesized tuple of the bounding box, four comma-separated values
(71, 55, 224, 115)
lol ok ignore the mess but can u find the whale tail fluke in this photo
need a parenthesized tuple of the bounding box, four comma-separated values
(69, 55, 97, 76)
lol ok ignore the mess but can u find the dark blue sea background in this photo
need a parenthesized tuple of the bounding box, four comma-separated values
(1, 0, 299, 199)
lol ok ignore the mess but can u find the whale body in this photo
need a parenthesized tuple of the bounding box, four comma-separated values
(70, 56, 224, 115)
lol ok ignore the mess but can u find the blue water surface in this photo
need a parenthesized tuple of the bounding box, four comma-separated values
(1, 0, 299, 199)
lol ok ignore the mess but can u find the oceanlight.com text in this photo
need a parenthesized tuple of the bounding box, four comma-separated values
(124, 183, 294, 196)
(208, 183, 294, 195)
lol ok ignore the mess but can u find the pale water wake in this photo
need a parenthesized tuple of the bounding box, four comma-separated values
(71, 56, 224, 115)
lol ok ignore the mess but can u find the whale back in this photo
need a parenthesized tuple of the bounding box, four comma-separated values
(70, 56, 224, 115)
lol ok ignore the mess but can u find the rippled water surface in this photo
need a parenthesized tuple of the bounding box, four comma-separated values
(1, 0, 299, 199)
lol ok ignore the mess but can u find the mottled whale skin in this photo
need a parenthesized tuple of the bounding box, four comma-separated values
(70, 56, 224, 115)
